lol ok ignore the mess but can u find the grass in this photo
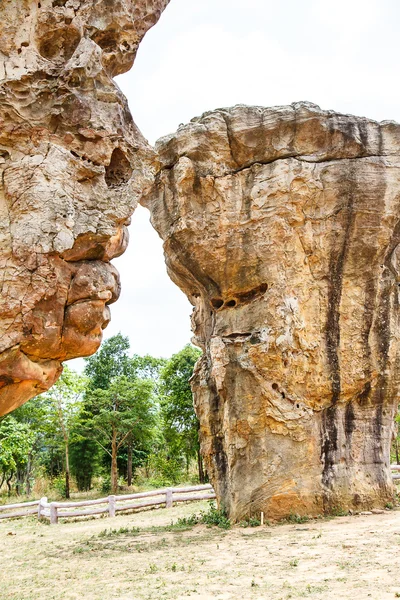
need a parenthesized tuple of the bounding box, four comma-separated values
(1, 498, 400, 600)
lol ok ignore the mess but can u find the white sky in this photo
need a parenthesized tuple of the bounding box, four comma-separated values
(70, 0, 400, 366)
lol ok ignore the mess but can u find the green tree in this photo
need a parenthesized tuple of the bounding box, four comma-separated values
(42, 366, 87, 498)
(12, 394, 53, 494)
(69, 437, 101, 492)
(0, 417, 35, 495)
(83, 376, 155, 494)
(84, 333, 132, 390)
(160, 345, 205, 482)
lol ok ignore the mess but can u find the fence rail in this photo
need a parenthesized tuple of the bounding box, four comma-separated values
(0, 484, 215, 524)
(2, 466, 400, 524)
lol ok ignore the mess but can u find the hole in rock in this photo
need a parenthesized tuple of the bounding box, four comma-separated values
(210, 298, 224, 309)
(93, 30, 118, 52)
(225, 299, 236, 307)
(235, 282, 269, 305)
(38, 26, 81, 61)
(272, 383, 279, 391)
(296, 403, 300, 408)
(105, 148, 133, 188)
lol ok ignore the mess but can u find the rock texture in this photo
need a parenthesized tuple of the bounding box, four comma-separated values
(144, 102, 400, 520)
(0, 0, 169, 415)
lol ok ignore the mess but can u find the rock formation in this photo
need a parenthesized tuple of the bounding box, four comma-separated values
(143, 102, 400, 519)
(0, 0, 169, 415)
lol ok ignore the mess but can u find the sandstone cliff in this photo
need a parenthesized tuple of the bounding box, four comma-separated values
(0, 0, 169, 415)
(144, 102, 400, 519)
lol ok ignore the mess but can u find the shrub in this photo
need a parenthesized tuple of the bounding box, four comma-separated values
(200, 502, 231, 529)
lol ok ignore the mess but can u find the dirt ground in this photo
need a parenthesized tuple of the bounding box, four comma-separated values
(2, 500, 400, 600)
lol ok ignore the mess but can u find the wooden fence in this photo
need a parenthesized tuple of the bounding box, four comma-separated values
(0, 484, 215, 524)
(2, 466, 400, 525)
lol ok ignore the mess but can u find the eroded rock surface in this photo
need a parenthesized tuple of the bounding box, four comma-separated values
(144, 102, 400, 519)
(0, 0, 169, 414)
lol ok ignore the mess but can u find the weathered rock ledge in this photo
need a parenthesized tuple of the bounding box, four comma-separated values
(144, 102, 400, 519)
(0, 0, 169, 415)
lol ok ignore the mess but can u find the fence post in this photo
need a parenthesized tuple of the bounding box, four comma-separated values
(37, 497, 47, 520)
(50, 502, 58, 525)
(108, 495, 116, 518)
(165, 488, 173, 509)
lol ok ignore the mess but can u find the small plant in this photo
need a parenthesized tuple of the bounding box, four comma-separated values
(331, 506, 348, 517)
(98, 525, 140, 538)
(289, 558, 299, 567)
(251, 579, 259, 587)
(147, 563, 158, 574)
(240, 516, 261, 527)
(386, 502, 394, 510)
(176, 513, 199, 527)
(200, 502, 231, 529)
(285, 513, 309, 524)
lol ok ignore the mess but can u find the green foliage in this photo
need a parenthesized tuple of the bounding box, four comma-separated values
(0, 417, 35, 492)
(200, 502, 231, 529)
(52, 475, 67, 498)
(144, 450, 184, 487)
(100, 475, 111, 494)
(159, 345, 203, 480)
(84, 376, 156, 448)
(0, 335, 205, 500)
(84, 333, 132, 390)
(83, 375, 156, 493)
(69, 438, 101, 491)
(285, 513, 310, 524)
(239, 516, 261, 527)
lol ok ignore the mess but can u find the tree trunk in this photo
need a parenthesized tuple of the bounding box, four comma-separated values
(6, 472, 13, 495)
(111, 426, 118, 495)
(197, 449, 206, 484)
(395, 438, 400, 465)
(25, 454, 32, 496)
(65, 442, 70, 499)
(127, 442, 132, 487)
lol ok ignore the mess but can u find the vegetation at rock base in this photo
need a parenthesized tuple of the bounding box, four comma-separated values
(0, 334, 204, 501)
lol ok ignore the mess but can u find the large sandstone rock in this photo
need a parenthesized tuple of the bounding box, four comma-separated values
(144, 102, 400, 519)
(0, 0, 169, 415)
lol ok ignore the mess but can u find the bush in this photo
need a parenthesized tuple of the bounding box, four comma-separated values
(100, 475, 111, 494)
(52, 475, 67, 498)
(200, 502, 231, 529)
(140, 451, 184, 487)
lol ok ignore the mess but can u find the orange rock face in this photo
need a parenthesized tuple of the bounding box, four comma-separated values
(0, 0, 170, 415)
(144, 103, 400, 519)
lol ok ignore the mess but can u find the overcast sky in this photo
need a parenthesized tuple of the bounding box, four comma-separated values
(72, 0, 400, 367)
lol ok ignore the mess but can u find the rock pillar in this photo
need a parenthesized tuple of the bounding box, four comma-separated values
(144, 103, 400, 519)
(0, 0, 169, 414)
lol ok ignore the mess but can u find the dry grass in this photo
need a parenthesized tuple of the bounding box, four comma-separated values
(2, 501, 400, 599)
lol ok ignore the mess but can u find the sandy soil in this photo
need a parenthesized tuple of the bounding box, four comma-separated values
(1, 500, 400, 600)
